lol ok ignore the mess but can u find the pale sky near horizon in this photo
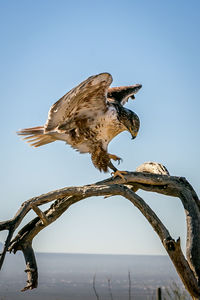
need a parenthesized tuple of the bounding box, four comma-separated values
(0, 0, 199, 255)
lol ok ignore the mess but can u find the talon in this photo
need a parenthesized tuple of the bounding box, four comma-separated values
(109, 154, 123, 165)
(111, 170, 127, 181)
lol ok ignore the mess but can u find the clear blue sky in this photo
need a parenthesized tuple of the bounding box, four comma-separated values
(0, 0, 199, 255)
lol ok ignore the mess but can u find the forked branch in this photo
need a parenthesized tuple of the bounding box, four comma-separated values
(0, 162, 199, 299)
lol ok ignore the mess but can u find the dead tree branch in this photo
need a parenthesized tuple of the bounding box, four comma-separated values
(93, 274, 100, 300)
(0, 162, 199, 299)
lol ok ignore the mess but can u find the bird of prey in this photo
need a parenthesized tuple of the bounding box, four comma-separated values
(17, 73, 142, 179)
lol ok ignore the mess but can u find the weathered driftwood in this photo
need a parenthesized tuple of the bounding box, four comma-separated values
(0, 162, 199, 299)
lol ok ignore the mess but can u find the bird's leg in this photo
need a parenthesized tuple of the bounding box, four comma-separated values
(112, 170, 128, 181)
(108, 153, 123, 165)
(108, 161, 127, 182)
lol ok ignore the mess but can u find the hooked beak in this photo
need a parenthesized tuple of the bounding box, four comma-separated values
(128, 127, 138, 140)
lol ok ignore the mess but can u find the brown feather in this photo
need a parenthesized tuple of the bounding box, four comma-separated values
(45, 73, 112, 132)
(107, 84, 142, 105)
(17, 73, 142, 174)
(91, 145, 110, 172)
(17, 126, 56, 147)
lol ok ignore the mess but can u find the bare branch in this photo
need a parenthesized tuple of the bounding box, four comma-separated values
(21, 243, 38, 291)
(0, 227, 14, 270)
(128, 271, 132, 300)
(30, 204, 49, 226)
(107, 277, 114, 300)
(0, 162, 199, 299)
(93, 274, 100, 300)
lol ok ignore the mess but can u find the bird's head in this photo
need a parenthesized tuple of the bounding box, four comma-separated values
(118, 107, 140, 139)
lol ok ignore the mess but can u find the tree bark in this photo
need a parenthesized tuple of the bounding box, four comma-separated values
(0, 162, 199, 299)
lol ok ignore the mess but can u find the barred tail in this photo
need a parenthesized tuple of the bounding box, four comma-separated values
(17, 126, 56, 147)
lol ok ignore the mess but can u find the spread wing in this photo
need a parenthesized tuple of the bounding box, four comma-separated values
(45, 73, 113, 132)
(107, 84, 142, 106)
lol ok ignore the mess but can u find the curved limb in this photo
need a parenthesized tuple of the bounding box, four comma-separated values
(6, 181, 200, 297)
(0, 162, 200, 298)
